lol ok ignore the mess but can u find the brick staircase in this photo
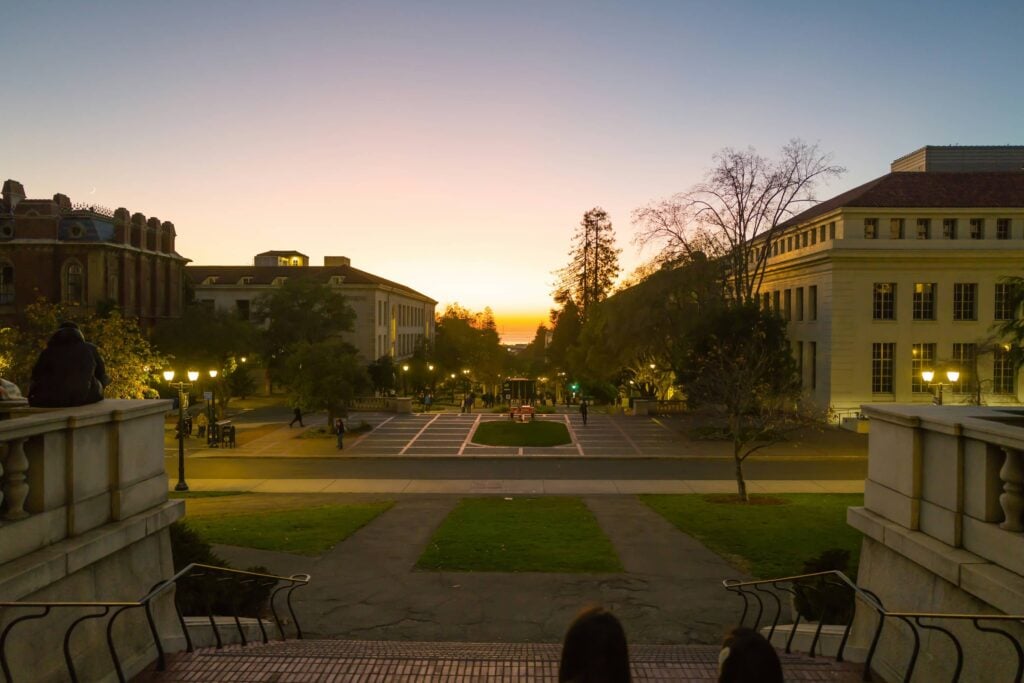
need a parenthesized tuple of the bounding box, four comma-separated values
(136, 639, 864, 682)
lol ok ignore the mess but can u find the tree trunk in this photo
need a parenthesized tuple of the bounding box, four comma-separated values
(731, 415, 749, 502)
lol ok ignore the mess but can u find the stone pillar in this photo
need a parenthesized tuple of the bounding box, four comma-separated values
(3, 437, 29, 520)
(999, 447, 1024, 532)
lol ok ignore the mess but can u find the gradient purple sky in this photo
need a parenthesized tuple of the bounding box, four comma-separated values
(3, 1, 1022, 342)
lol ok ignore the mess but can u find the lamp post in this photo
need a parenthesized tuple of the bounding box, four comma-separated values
(207, 369, 218, 446)
(164, 369, 198, 491)
(922, 369, 960, 406)
(402, 364, 409, 396)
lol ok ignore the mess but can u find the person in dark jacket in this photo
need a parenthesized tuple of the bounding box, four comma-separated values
(28, 322, 110, 407)
(559, 605, 631, 683)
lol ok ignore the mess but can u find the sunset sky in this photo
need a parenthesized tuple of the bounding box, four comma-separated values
(3, 1, 1022, 342)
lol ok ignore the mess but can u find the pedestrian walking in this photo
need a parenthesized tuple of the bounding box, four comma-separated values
(580, 399, 589, 426)
(334, 417, 345, 450)
(196, 412, 208, 439)
(289, 406, 304, 427)
(424, 392, 433, 412)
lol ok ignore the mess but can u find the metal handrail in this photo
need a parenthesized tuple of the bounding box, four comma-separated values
(0, 563, 310, 683)
(723, 570, 1024, 682)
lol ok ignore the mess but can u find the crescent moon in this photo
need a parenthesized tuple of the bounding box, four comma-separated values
(89, 187, 97, 195)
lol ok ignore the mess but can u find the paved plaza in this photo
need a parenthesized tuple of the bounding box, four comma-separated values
(169, 405, 867, 493)
(344, 412, 680, 457)
(157, 405, 869, 680)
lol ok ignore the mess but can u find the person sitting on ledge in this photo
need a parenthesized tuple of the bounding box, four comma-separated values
(717, 627, 783, 683)
(28, 321, 111, 407)
(559, 605, 631, 683)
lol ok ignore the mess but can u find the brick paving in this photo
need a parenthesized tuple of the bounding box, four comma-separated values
(138, 639, 864, 682)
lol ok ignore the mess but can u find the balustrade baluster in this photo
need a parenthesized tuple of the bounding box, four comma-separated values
(3, 438, 29, 521)
(999, 447, 1024, 532)
(0, 440, 5, 517)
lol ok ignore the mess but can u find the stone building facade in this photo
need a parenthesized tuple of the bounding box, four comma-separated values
(188, 252, 436, 363)
(753, 149, 1024, 413)
(0, 179, 187, 326)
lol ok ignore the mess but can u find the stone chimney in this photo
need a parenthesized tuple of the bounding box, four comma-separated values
(53, 193, 72, 214)
(324, 256, 351, 267)
(2, 180, 26, 211)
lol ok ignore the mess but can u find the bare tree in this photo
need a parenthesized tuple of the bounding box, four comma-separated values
(633, 140, 844, 303)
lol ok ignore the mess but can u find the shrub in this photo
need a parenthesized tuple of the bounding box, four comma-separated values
(793, 548, 855, 623)
(169, 521, 274, 617)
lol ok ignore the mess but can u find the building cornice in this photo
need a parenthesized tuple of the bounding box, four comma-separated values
(0, 239, 189, 262)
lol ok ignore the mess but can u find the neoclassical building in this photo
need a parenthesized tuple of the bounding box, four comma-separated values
(0, 179, 187, 326)
(754, 146, 1024, 412)
(188, 252, 436, 362)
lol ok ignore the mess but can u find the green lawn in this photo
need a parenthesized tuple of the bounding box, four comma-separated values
(641, 493, 863, 579)
(185, 501, 394, 556)
(472, 420, 572, 447)
(417, 497, 622, 572)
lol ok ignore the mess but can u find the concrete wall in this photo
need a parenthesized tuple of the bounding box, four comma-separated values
(0, 400, 184, 683)
(848, 404, 1024, 681)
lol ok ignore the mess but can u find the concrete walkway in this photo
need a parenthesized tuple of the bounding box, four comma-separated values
(212, 496, 748, 644)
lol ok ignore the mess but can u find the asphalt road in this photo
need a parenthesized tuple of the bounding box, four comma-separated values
(165, 454, 866, 481)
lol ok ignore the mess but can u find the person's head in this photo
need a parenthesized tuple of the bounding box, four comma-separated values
(559, 606, 630, 683)
(718, 627, 783, 683)
(49, 320, 85, 344)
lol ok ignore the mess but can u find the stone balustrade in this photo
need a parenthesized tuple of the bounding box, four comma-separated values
(0, 400, 184, 683)
(848, 404, 1024, 681)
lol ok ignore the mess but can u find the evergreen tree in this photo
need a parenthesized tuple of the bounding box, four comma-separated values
(556, 207, 621, 321)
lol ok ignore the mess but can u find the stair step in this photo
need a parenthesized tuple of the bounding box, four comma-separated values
(138, 639, 864, 681)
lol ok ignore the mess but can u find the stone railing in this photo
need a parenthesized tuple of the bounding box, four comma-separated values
(0, 400, 184, 683)
(848, 404, 1024, 681)
(0, 400, 176, 565)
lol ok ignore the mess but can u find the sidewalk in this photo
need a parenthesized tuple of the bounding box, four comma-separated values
(174, 478, 864, 494)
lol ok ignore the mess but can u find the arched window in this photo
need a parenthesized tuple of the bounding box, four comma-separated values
(0, 261, 13, 305)
(64, 260, 84, 305)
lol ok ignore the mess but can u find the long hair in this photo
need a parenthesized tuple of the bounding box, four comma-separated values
(558, 606, 631, 683)
(718, 627, 783, 683)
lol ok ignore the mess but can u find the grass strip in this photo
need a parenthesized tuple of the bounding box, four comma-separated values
(472, 420, 572, 447)
(186, 501, 393, 556)
(641, 493, 863, 579)
(417, 497, 621, 572)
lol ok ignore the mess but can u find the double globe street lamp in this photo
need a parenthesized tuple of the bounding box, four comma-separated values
(921, 369, 960, 406)
(163, 369, 198, 491)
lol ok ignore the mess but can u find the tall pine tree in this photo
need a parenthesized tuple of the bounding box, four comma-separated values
(556, 207, 621, 322)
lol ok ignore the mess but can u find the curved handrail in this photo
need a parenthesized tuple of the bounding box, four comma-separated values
(0, 563, 311, 683)
(722, 570, 1024, 683)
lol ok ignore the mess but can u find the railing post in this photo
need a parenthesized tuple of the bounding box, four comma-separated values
(999, 447, 1024, 532)
(0, 439, 5, 515)
(3, 438, 30, 520)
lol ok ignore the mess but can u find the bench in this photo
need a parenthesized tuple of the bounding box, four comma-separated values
(509, 405, 536, 422)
